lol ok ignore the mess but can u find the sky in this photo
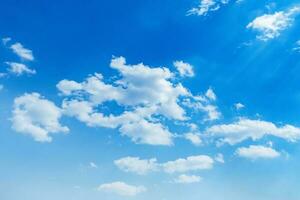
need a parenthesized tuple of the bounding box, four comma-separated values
(1, 0, 300, 199)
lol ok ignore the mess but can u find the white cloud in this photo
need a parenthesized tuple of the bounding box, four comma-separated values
(11, 93, 69, 142)
(214, 153, 225, 163)
(10, 42, 34, 61)
(184, 133, 202, 146)
(205, 88, 216, 101)
(236, 145, 280, 160)
(206, 118, 300, 145)
(247, 7, 300, 41)
(6, 62, 36, 76)
(58, 56, 219, 145)
(115, 155, 214, 175)
(162, 155, 214, 173)
(114, 157, 158, 175)
(173, 61, 194, 77)
(234, 102, 245, 110)
(173, 174, 202, 184)
(187, 0, 229, 16)
(89, 162, 98, 168)
(119, 120, 173, 145)
(98, 182, 146, 196)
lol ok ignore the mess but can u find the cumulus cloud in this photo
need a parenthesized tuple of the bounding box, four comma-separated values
(173, 174, 202, 184)
(10, 42, 34, 61)
(206, 118, 300, 145)
(115, 155, 214, 175)
(98, 182, 146, 196)
(57, 56, 219, 145)
(11, 93, 69, 142)
(6, 62, 36, 76)
(114, 157, 158, 175)
(236, 145, 280, 160)
(173, 61, 194, 77)
(247, 7, 300, 41)
(188, 0, 229, 16)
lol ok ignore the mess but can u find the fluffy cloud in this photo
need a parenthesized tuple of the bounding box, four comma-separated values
(173, 174, 202, 184)
(187, 0, 229, 16)
(114, 157, 158, 175)
(206, 118, 300, 145)
(115, 155, 214, 174)
(57, 56, 219, 145)
(184, 133, 202, 146)
(98, 182, 146, 196)
(236, 145, 280, 159)
(11, 93, 69, 142)
(10, 42, 34, 61)
(162, 155, 214, 173)
(247, 7, 300, 41)
(173, 61, 194, 77)
(6, 62, 36, 76)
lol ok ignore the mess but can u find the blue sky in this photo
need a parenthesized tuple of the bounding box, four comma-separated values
(1, 0, 300, 199)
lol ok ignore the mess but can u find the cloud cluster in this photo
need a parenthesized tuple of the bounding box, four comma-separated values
(56, 56, 219, 145)
(247, 7, 300, 41)
(1, 38, 36, 76)
(11, 93, 69, 142)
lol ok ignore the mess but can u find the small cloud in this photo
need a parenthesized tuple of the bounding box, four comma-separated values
(235, 145, 280, 160)
(6, 62, 36, 76)
(10, 42, 34, 61)
(214, 153, 225, 163)
(205, 88, 217, 101)
(89, 162, 98, 168)
(173, 60, 194, 77)
(98, 182, 146, 196)
(234, 102, 245, 110)
(173, 174, 202, 184)
(184, 133, 202, 146)
(292, 40, 300, 52)
(187, 0, 229, 16)
(2, 37, 11, 45)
